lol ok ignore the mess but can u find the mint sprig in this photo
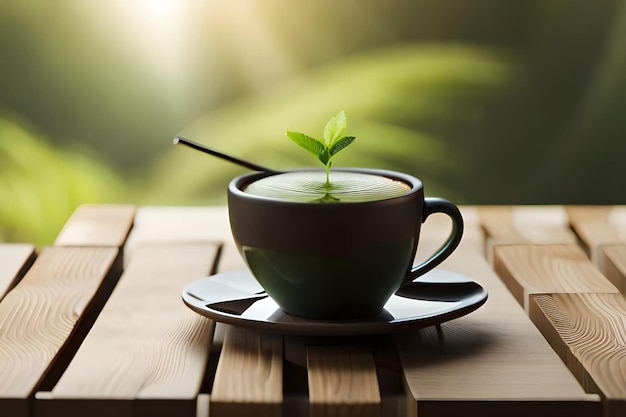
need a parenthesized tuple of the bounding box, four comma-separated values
(286, 111, 356, 186)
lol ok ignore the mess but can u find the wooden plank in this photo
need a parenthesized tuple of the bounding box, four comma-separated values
(530, 293, 626, 417)
(566, 206, 615, 226)
(0, 243, 36, 300)
(565, 206, 626, 264)
(35, 244, 217, 417)
(0, 246, 119, 417)
(478, 206, 577, 263)
(415, 206, 483, 263)
(600, 244, 626, 295)
(54, 204, 135, 247)
(608, 206, 626, 238)
(210, 326, 283, 417)
(399, 224, 601, 417)
(307, 346, 381, 417)
(479, 206, 577, 242)
(565, 206, 626, 241)
(124, 206, 245, 271)
(493, 244, 619, 311)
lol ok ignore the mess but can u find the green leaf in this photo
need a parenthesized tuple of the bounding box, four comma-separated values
(323, 110, 347, 145)
(286, 131, 325, 157)
(329, 136, 356, 156)
(286, 111, 355, 182)
(318, 149, 331, 165)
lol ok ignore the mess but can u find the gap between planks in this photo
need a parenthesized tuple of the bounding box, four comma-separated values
(0, 243, 36, 301)
(36, 243, 218, 417)
(493, 244, 619, 312)
(494, 242, 625, 417)
(307, 346, 381, 417)
(598, 244, 626, 296)
(530, 293, 626, 417)
(210, 326, 283, 417)
(565, 206, 626, 265)
(399, 221, 600, 417)
(0, 246, 120, 417)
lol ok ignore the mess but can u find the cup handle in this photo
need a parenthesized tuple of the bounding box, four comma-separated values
(402, 197, 464, 286)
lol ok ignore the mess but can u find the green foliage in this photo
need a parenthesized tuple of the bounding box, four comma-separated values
(286, 111, 356, 185)
(144, 44, 510, 205)
(2, 1, 626, 210)
(0, 118, 128, 246)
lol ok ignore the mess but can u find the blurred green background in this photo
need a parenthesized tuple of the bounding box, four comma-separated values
(2, 1, 626, 246)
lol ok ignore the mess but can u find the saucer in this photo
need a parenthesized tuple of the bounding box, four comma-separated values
(182, 269, 487, 336)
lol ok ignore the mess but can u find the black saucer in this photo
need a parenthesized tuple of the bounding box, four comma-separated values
(182, 269, 487, 336)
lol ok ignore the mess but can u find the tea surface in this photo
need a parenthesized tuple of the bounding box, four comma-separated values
(243, 171, 411, 203)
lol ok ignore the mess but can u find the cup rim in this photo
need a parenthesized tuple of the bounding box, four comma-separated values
(229, 167, 423, 205)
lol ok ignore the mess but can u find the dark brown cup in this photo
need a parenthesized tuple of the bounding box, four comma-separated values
(228, 168, 464, 320)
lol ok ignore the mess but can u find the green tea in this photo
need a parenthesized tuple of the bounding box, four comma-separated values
(243, 171, 411, 203)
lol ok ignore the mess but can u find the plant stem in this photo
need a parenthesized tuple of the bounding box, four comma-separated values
(324, 163, 331, 187)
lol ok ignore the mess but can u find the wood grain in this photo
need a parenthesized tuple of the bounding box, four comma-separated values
(54, 204, 135, 247)
(124, 206, 245, 271)
(0, 246, 118, 417)
(6, 204, 625, 417)
(0, 243, 35, 300)
(307, 346, 381, 417)
(494, 244, 619, 311)
(36, 244, 217, 417)
(399, 224, 600, 417)
(210, 326, 283, 417)
(530, 293, 626, 417)
(600, 244, 626, 295)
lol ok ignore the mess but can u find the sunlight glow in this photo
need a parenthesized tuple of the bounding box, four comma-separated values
(136, 0, 180, 22)
(78, 1, 297, 113)
(209, 2, 298, 89)
(77, 0, 195, 113)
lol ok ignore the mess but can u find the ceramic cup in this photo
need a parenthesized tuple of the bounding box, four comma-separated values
(228, 168, 464, 320)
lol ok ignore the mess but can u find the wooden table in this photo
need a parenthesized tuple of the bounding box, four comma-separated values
(1, 205, 625, 417)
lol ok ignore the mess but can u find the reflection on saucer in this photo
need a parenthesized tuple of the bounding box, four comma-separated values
(182, 269, 487, 336)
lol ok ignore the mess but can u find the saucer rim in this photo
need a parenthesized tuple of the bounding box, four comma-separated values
(181, 269, 487, 336)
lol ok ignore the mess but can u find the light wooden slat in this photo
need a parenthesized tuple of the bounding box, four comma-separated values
(574, 221, 621, 264)
(493, 244, 619, 311)
(478, 206, 577, 264)
(422, 206, 482, 241)
(479, 206, 578, 243)
(530, 293, 626, 417)
(124, 206, 245, 271)
(566, 206, 615, 226)
(36, 244, 217, 417)
(565, 206, 626, 240)
(399, 223, 600, 417)
(54, 204, 135, 247)
(210, 326, 283, 417)
(600, 244, 626, 295)
(608, 207, 626, 238)
(415, 206, 483, 263)
(565, 206, 626, 264)
(0, 246, 119, 417)
(0, 243, 36, 300)
(307, 346, 381, 417)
